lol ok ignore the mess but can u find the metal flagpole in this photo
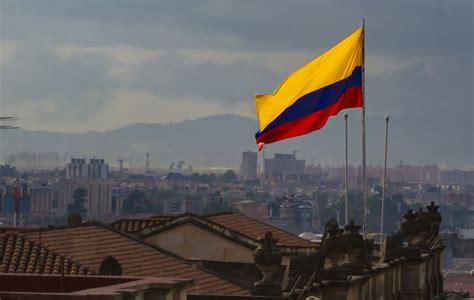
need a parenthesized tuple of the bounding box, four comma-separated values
(361, 18, 367, 237)
(380, 116, 389, 243)
(344, 113, 349, 225)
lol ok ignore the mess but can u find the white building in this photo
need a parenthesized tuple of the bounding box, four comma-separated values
(55, 179, 112, 215)
(66, 158, 109, 180)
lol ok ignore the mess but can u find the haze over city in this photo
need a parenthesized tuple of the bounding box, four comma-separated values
(1, 0, 473, 167)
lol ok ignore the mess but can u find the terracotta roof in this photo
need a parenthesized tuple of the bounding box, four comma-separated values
(110, 216, 171, 233)
(444, 273, 474, 295)
(0, 232, 93, 275)
(206, 212, 316, 248)
(21, 223, 249, 296)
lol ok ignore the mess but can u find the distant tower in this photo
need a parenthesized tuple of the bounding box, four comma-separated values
(241, 151, 257, 180)
(400, 160, 404, 181)
(129, 156, 132, 170)
(118, 159, 124, 177)
(146, 153, 150, 173)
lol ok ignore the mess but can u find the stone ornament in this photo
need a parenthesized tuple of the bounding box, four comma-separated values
(252, 231, 282, 296)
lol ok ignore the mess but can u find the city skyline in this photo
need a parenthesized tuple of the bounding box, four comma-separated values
(1, 1, 473, 298)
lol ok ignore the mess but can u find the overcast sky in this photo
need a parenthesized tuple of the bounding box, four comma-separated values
(0, 1, 473, 145)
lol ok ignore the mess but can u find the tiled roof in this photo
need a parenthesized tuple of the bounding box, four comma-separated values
(0, 232, 93, 275)
(444, 273, 474, 295)
(206, 212, 316, 248)
(22, 223, 249, 296)
(110, 216, 171, 233)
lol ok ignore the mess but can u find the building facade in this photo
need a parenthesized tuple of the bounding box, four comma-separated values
(242, 151, 258, 180)
(55, 179, 112, 215)
(66, 158, 109, 180)
(29, 186, 52, 214)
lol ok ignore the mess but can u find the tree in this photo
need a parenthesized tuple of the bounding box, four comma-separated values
(374, 185, 383, 195)
(67, 188, 87, 216)
(121, 190, 155, 214)
(220, 170, 237, 182)
(201, 200, 235, 214)
(177, 161, 185, 171)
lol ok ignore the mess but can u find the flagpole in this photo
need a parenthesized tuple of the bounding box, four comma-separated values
(380, 115, 389, 243)
(361, 18, 367, 237)
(344, 113, 349, 225)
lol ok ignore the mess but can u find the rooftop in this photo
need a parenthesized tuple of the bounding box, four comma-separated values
(110, 216, 173, 233)
(444, 273, 474, 295)
(0, 273, 192, 299)
(1, 221, 249, 296)
(206, 212, 316, 248)
(119, 212, 317, 249)
(0, 232, 93, 275)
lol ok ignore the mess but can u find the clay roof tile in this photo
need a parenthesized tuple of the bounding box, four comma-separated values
(206, 213, 316, 248)
(12, 222, 249, 296)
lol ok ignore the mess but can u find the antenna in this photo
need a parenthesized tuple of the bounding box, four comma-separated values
(117, 158, 124, 177)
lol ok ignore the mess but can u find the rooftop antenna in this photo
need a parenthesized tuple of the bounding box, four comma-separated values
(118, 158, 124, 177)
(293, 150, 300, 158)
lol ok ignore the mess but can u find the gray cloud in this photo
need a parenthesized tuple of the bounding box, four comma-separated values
(1, 42, 114, 102)
(129, 52, 278, 103)
(2, 1, 471, 54)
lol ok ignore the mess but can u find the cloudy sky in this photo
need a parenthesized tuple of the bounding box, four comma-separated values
(0, 1, 473, 140)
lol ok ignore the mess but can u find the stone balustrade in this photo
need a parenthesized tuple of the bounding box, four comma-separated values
(250, 201, 446, 300)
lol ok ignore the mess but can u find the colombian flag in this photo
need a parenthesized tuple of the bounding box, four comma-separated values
(255, 27, 364, 148)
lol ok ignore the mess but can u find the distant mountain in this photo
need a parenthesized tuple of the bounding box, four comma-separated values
(0, 114, 471, 169)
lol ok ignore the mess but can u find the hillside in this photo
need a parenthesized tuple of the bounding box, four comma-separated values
(0, 114, 471, 168)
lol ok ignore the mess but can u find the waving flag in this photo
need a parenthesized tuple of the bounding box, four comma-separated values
(255, 27, 364, 148)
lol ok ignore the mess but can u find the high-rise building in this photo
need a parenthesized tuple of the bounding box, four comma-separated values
(66, 158, 109, 179)
(29, 186, 52, 213)
(264, 153, 305, 177)
(55, 179, 112, 215)
(241, 151, 258, 180)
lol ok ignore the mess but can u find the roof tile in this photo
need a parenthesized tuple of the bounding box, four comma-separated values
(0, 232, 92, 275)
(207, 213, 316, 248)
(20, 223, 249, 296)
(110, 216, 171, 233)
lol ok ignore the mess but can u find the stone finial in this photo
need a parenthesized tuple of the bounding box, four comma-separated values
(426, 201, 442, 234)
(67, 212, 83, 225)
(322, 218, 339, 239)
(99, 256, 122, 276)
(401, 210, 421, 247)
(252, 231, 282, 296)
(322, 221, 346, 269)
(343, 221, 365, 273)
